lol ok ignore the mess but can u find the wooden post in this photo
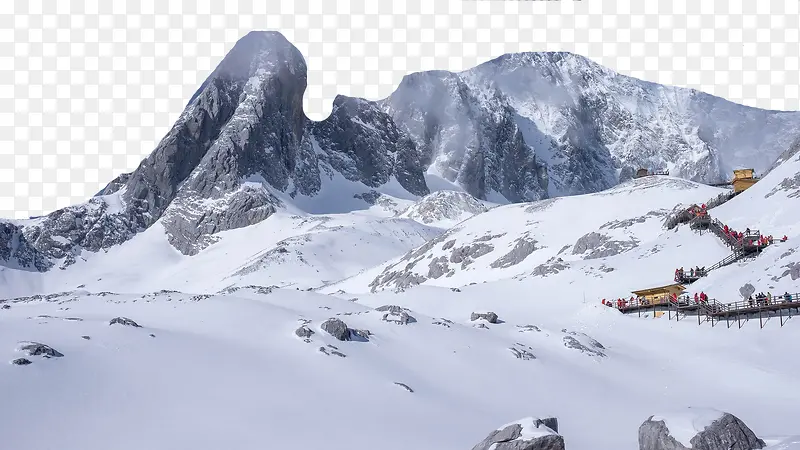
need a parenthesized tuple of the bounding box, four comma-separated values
(759, 305, 763, 329)
(780, 306, 784, 327)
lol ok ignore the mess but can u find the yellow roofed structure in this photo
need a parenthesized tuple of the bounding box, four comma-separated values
(731, 168, 758, 193)
(631, 283, 686, 305)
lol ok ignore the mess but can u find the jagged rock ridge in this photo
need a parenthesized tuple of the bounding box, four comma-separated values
(2, 30, 799, 270)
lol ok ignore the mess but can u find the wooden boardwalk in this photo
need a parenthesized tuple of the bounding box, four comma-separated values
(612, 292, 800, 329)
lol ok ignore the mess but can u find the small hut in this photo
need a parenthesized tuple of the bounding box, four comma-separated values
(635, 168, 649, 178)
(732, 168, 758, 193)
(631, 283, 686, 305)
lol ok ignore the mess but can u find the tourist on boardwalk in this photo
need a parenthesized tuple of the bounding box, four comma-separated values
(694, 293, 699, 304)
(748, 295, 754, 307)
(746, 227, 751, 235)
(674, 268, 680, 282)
(784, 292, 792, 302)
(766, 292, 772, 304)
(781, 235, 788, 242)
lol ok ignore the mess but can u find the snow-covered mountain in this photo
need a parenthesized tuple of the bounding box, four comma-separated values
(2, 123, 800, 450)
(2, 30, 800, 450)
(2, 151, 800, 449)
(3, 30, 800, 272)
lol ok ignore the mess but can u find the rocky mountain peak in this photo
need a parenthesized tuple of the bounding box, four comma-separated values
(3, 32, 800, 272)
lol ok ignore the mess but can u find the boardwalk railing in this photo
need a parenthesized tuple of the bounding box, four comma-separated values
(612, 292, 800, 329)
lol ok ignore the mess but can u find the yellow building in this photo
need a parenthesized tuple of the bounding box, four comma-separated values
(732, 168, 758, 193)
(631, 283, 685, 305)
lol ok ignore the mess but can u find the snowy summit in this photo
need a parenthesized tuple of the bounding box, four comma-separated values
(1, 30, 799, 450)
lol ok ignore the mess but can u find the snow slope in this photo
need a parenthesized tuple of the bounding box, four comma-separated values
(3, 134, 800, 450)
(330, 176, 731, 295)
(1, 287, 798, 450)
(0, 208, 445, 297)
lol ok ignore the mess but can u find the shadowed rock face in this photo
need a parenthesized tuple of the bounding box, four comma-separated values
(638, 411, 765, 450)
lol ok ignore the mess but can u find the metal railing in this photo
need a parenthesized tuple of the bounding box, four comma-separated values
(612, 292, 800, 329)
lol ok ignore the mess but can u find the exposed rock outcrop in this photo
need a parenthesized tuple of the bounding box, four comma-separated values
(109, 317, 142, 327)
(471, 417, 564, 450)
(470, 311, 499, 324)
(638, 409, 765, 450)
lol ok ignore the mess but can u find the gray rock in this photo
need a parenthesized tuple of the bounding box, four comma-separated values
(491, 237, 539, 269)
(471, 418, 564, 450)
(638, 410, 765, 450)
(109, 317, 141, 327)
(11, 358, 32, 366)
(295, 325, 315, 339)
(376, 305, 416, 324)
(563, 336, 606, 357)
(572, 231, 639, 259)
(531, 258, 570, 277)
(1, 304, 10, 310)
(739, 283, 756, 300)
(450, 243, 494, 268)
(18, 342, 64, 358)
(470, 311, 499, 323)
(81, 335, 91, 340)
(320, 318, 350, 341)
(428, 256, 452, 279)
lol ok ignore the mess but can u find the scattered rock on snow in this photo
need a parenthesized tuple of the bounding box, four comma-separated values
(432, 318, 453, 328)
(394, 382, 414, 393)
(563, 336, 606, 357)
(109, 317, 141, 327)
(1, 304, 10, 310)
(17, 341, 64, 358)
(11, 358, 32, 366)
(470, 311, 499, 324)
(517, 325, 542, 333)
(318, 346, 347, 357)
(376, 304, 416, 324)
(81, 335, 91, 340)
(638, 408, 765, 450)
(471, 416, 564, 450)
(509, 344, 537, 360)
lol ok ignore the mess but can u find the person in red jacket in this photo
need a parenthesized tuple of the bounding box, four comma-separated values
(694, 293, 699, 304)
(723, 224, 729, 234)
(700, 291, 707, 303)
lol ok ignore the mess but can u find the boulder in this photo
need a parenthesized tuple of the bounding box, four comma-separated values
(17, 341, 64, 358)
(470, 311, 499, 324)
(638, 408, 765, 450)
(320, 318, 351, 341)
(295, 325, 315, 339)
(1, 304, 10, 309)
(11, 358, 32, 366)
(109, 317, 141, 327)
(472, 417, 564, 450)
